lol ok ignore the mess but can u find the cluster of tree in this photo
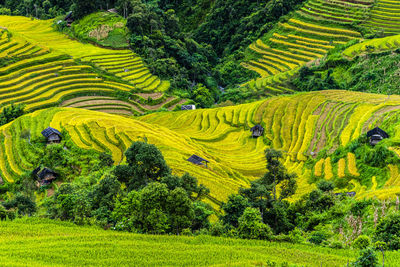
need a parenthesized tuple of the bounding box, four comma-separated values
(122, 1, 219, 106)
(1, 140, 213, 235)
(0, 0, 118, 20)
(290, 48, 400, 96)
(0, 103, 25, 127)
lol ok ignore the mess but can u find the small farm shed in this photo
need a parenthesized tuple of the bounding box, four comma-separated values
(64, 11, 74, 26)
(33, 167, 58, 186)
(250, 124, 264, 138)
(181, 105, 196, 110)
(334, 191, 356, 197)
(187, 155, 209, 168)
(41, 127, 62, 144)
(367, 127, 389, 146)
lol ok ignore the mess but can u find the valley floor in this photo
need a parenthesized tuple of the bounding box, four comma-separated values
(0, 218, 396, 267)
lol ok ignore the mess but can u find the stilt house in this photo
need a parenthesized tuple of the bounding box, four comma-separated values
(41, 127, 62, 144)
(367, 127, 389, 146)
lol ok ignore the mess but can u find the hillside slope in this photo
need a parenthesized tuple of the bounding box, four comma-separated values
(2, 91, 400, 205)
(240, 0, 373, 95)
(0, 16, 181, 115)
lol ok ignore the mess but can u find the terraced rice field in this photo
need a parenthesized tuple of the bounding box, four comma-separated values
(343, 34, 400, 57)
(365, 0, 400, 35)
(3, 91, 400, 205)
(0, 17, 181, 115)
(243, 0, 372, 94)
(0, 16, 168, 92)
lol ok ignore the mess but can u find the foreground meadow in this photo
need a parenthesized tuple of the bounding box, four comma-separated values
(0, 217, 396, 266)
(0, 218, 359, 266)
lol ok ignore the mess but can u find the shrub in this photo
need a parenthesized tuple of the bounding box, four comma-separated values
(0, 205, 7, 220)
(353, 235, 371, 250)
(288, 228, 305, 244)
(317, 180, 334, 192)
(352, 248, 378, 267)
(309, 231, 329, 245)
(375, 213, 400, 250)
(209, 221, 225, 236)
(329, 241, 344, 249)
(237, 207, 273, 240)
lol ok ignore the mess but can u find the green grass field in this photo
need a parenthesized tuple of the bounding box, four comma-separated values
(0, 218, 362, 267)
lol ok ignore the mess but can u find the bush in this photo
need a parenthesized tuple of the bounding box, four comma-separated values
(329, 241, 344, 249)
(375, 213, 400, 250)
(0, 205, 7, 220)
(288, 228, 305, 244)
(237, 207, 273, 240)
(353, 235, 371, 250)
(209, 221, 226, 236)
(308, 231, 329, 245)
(352, 248, 378, 267)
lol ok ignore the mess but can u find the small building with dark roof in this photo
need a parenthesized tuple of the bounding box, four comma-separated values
(187, 155, 209, 168)
(250, 124, 264, 138)
(33, 167, 58, 186)
(41, 127, 62, 144)
(181, 105, 196, 110)
(334, 191, 356, 197)
(367, 127, 389, 146)
(64, 11, 74, 27)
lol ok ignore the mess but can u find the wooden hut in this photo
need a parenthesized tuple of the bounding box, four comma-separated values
(334, 191, 356, 197)
(187, 155, 209, 168)
(41, 127, 62, 144)
(181, 105, 196, 110)
(250, 124, 264, 138)
(33, 167, 58, 186)
(64, 11, 74, 27)
(367, 127, 389, 146)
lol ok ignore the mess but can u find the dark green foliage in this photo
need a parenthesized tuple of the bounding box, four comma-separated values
(375, 214, 400, 250)
(353, 235, 371, 250)
(192, 201, 213, 231)
(221, 149, 297, 235)
(308, 231, 329, 245)
(114, 141, 170, 190)
(0, 204, 7, 220)
(3, 194, 36, 216)
(0, 103, 25, 126)
(112, 181, 201, 235)
(237, 207, 273, 240)
(161, 173, 209, 201)
(221, 194, 250, 228)
(352, 248, 378, 267)
(290, 50, 400, 96)
(317, 180, 334, 193)
(193, 0, 305, 57)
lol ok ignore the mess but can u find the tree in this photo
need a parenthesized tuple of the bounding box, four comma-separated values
(237, 207, 273, 240)
(167, 187, 194, 234)
(162, 173, 210, 200)
(191, 201, 213, 231)
(114, 141, 170, 190)
(375, 213, 400, 250)
(0, 205, 7, 220)
(0, 103, 25, 126)
(192, 84, 215, 108)
(3, 194, 36, 216)
(352, 248, 378, 267)
(221, 194, 249, 227)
